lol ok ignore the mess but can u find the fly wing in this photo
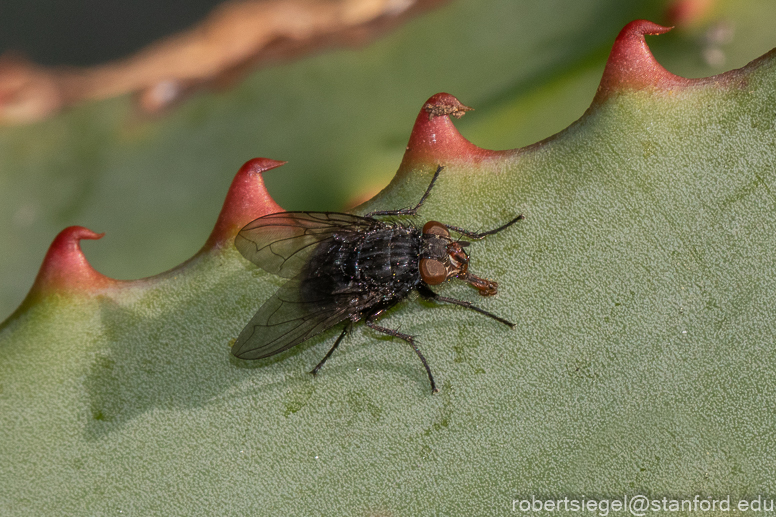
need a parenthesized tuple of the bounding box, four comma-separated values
(235, 211, 377, 278)
(232, 275, 374, 360)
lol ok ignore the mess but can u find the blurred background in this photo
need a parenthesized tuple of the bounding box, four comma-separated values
(0, 0, 773, 320)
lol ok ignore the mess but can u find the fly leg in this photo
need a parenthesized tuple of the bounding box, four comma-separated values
(446, 214, 524, 240)
(365, 307, 438, 394)
(364, 165, 443, 218)
(418, 285, 515, 328)
(310, 322, 352, 376)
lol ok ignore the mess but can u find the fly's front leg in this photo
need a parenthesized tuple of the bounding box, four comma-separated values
(365, 166, 443, 218)
(365, 308, 438, 394)
(446, 214, 524, 240)
(418, 285, 515, 328)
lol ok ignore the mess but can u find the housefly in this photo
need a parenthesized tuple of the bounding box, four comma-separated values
(233, 166, 523, 393)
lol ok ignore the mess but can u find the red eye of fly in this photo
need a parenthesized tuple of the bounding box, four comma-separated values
(419, 258, 447, 285)
(422, 221, 450, 238)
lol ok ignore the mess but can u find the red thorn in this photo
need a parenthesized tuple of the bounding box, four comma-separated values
(399, 93, 504, 171)
(29, 226, 118, 296)
(203, 157, 285, 250)
(595, 20, 693, 102)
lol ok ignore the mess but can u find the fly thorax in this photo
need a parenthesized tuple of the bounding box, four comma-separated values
(352, 226, 420, 288)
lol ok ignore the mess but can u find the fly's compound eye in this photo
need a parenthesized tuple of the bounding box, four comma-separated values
(422, 221, 450, 238)
(419, 258, 447, 285)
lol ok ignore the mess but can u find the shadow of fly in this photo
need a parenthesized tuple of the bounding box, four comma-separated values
(233, 166, 523, 393)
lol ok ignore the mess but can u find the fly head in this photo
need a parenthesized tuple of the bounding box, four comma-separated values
(419, 220, 499, 296)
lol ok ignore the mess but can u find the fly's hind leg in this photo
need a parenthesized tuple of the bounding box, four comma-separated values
(364, 165, 443, 218)
(365, 308, 438, 394)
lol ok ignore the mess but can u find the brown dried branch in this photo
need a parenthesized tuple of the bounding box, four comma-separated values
(0, 0, 447, 125)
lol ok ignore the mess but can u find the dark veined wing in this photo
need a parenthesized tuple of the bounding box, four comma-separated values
(232, 274, 376, 360)
(235, 211, 378, 279)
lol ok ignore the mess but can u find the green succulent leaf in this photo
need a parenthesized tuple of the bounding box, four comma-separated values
(3, 11, 776, 517)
